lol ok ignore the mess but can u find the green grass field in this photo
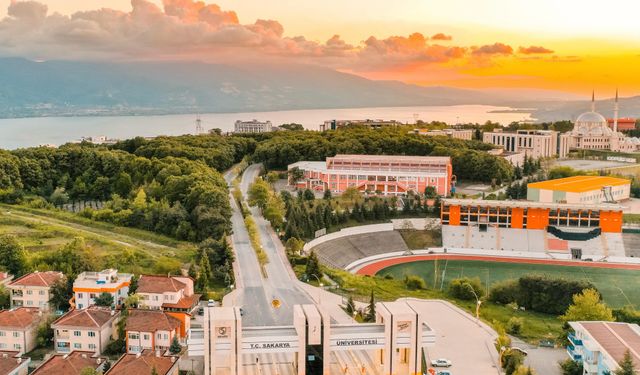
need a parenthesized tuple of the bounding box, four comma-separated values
(377, 259, 640, 309)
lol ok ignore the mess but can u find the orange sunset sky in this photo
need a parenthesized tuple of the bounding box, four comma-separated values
(1, 0, 639, 96)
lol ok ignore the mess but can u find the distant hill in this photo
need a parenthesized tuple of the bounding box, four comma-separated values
(531, 96, 640, 122)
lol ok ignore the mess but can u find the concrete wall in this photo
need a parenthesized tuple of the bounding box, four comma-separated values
(303, 223, 394, 253)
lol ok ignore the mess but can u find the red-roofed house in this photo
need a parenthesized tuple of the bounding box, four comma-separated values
(52, 307, 121, 354)
(7, 271, 64, 311)
(125, 310, 181, 354)
(106, 350, 180, 375)
(0, 308, 42, 354)
(136, 275, 199, 338)
(31, 351, 108, 375)
(0, 351, 29, 375)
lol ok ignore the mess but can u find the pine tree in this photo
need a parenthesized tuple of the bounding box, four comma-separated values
(365, 291, 376, 322)
(197, 256, 211, 292)
(346, 295, 355, 316)
(615, 350, 636, 375)
(169, 335, 182, 354)
(305, 251, 322, 280)
(187, 263, 197, 279)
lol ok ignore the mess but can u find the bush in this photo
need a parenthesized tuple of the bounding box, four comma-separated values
(506, 317, 523, 335)
(489, 279, 521, 304)
(404, 275, 426, 290)
(448, 277, 485, 300)
(613, 307, 640, 325)
(518, 275, 595, 315)
(558, 358, 583, 375)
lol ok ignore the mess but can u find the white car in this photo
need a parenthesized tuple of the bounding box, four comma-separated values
(430, 358, 452, 367)
(207, 299, 216, 307)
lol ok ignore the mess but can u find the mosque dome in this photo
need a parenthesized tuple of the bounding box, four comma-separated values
(572, 110, 612, 136)
(576, 111, 607, 125)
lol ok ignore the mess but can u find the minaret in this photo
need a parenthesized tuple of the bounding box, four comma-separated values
(591, 90, 596, 112)
(613, 89, 619, 133)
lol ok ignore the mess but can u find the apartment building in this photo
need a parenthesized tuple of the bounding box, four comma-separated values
(0, 352, 29, 375)
(73, 269, 132, 309)
(31, 351, 108, 375)
(483, 129, 563, 158)
(412, 128, 473, 140)
(234, 120, 272, 133)
(106, 350, 180, 375)
(6, 271, 64, 311)
(0, 308, 41, 354)
(136, 275, 199, 337)
(567, 321, 640, 375)
(52, 307, 121, 354)
(289, 154, 453, 196)
(125, 310, 181, 354)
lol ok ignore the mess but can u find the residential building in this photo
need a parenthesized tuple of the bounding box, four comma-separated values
(441, 199, 625, 257)
(136, 275, 199, 337)
(0, 272, 13, 286)
(234, 119, 272, 133)
(106, 350, 180, 375)
(528, 176, 631, 204)
(6, 271, 64, 311)
(73, 269, 132, 310)
(52, 307, 121, 354)
(319, 119, 403, 131)
(607, 118, 637, 132)
(483, 129, 562, 158)
(0, 352, 29, 375)
(125, 310, 181, 354)
(288, 154, 453, 196)
(0, 308, 41, 354)
(412, 128, 473, 140)
(567, 321, 640, 375)
(31, 351, 108, 375)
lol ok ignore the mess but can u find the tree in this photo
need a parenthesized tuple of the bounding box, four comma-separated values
(288, 167, 304, 184)
(345, 295, 355, 316)
(93, 292, 114, 307)
(404, 275, 426, 290)
(513, 366, 536, 375)
(169, 335, 182, 354)
(151, 366, 159, 375)
(424, 186, 438, 199)
(448, 277, 485, 300)
(561, 289, 614, 323)
(365, 291, 376, 322)
(323, 189, 332, 200)
(305, 251, 322, 280)
(248, 178, 270, 209)
(503, 351, 524, 375)
(36, 314, 56, 348)
(196, 255, 211, 292)
(559, 359, 583, 375)
(49, 187, 69, 206)
(303, 189, 315, 201)
(0, 235, 28, 276)
(506, 317, 523, 335)
(49, 278, 72, 312)
(0, 286, 9, 309)
(615, 350, 636, 375)
(284, 237, 304, 257)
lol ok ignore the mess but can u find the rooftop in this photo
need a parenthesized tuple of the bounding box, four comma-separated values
(52, 307, 119, 328)
(73, 269, 132, 290)
(31, 351, 106, 375)
(571, 321, 640, 365)
(442, 198, 624, 212)
(137, 275, 187, 294)
(8, 271, 63, 288)
(527, 175, 631, 193)
(125, 310, 181, 333)
(0, 351, 28, 375)
(0, 308, 41, 329)
(328, 154, 451, 163)
(105, 350, 179, 375)
(162, 294, 201, 310)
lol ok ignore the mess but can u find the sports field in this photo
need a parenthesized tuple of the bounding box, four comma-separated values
(376, 258, 640, 308)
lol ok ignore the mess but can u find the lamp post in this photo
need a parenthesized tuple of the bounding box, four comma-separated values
(463, 283, 482, 324)
(308, 274, 324, 305)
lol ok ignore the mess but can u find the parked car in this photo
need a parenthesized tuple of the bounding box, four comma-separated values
(437, 371, 453, 375)
(197, 307, 204, 316)
(430, 359, 452, 367)
(207, 299, 216, 307)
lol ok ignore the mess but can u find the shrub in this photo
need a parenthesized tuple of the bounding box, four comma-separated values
(518, 275, 596, 315)
(448, 277, 485, 300)
(489, 279, 521, 304)
(506, 317, 523, 335)
(404, 275, 426, 290)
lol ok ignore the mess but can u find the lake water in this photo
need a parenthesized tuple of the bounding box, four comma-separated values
(0, 105, 532, 149)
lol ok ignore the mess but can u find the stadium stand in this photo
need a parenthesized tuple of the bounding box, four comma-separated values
(311, 231, 409, 269)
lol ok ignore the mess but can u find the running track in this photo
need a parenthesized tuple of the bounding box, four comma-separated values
(355, 254, 640, 276)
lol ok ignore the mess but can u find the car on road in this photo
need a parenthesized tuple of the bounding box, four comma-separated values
(197, 307, 204, 316)
(436, 371, 452, 375)
(430, 359, 452, 367)
(207, 299, 216, 307)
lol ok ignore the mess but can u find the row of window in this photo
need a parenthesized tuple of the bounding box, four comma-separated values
(328, 174, 438, 182)
(128, 333, 170, 340)
(0, 343, 21, 350)
(0, 331, 21, 337)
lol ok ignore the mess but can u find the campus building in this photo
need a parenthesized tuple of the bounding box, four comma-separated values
(52, 307, 121, 354)
(319, 119, 402, 131)
(527, 176, 631, 204)
(288, 154, 453, 196)
(440, 199, 625, 257)
(482, 129, 563, 158)
(607, 118, 637, 132)
(567, 321, 640, 375)
(6, 271, 64, 311)
(189, 301, 436, 375)
(411, 128, 473, 140)
(234, 120, 273, 133)
(73, 269, 132, 310)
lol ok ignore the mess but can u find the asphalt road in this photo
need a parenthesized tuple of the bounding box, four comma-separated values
(226, 164, 312, 327)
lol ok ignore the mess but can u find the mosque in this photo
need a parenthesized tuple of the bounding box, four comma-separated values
(560, 91, 640, 154)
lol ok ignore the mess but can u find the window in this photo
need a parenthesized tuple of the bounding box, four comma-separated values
(88, 344, 96, 350)
(26, 301, 33, 306)
(26, 290, 32, 295)
(157, 333, 162, 339)
(143, 334, 150, 340)
(13, 332, 19, 338)
(73, 331, 81, 337)
(39, 290, 45, 295)
(0, 331, 4, 337)
(88, 331, 96, 337)
(164, 334, 168, 339)
(77, 293, 83, 299)
(129, 333, 139, 340)
(0, 343, 5, 349)
(90, 294, 96, 299)
(74, 343, 82, 349)
(14, 344, 20, 350)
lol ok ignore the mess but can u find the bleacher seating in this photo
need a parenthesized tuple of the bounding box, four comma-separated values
(311, 231, 409, 269)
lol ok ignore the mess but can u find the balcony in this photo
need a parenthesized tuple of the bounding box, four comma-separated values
(568, 333, 583, 346)
(566, 346, 582, 362)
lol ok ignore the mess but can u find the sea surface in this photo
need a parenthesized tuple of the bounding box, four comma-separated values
(0, 105, 532, 149)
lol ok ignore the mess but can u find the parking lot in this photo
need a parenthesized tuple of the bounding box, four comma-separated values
(553, 158, 635, 171)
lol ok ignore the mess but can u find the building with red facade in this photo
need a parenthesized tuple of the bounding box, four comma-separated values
(288, 154, 453, 196)
(607, 118, 637, 132)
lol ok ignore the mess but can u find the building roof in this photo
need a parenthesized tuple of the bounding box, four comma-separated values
(442, 198, 624, 212)
(607, 118, 636, 123)
(0, 272, 13, 284)
(0, 308, 40, 329)
(162, 294, 201, 310)
(8, 271, 63, 288)
(0, 352, 28, 375)
(137, 275, 186, 294)
(105, 350, 179, 375)
(527, 176, 631, 193)
(52, 307, 119, 329)
(31, 352, 106, 375)
(125, 310, 181, 333)
(572, 322, 640, 366)
(328, 154, 451, 164)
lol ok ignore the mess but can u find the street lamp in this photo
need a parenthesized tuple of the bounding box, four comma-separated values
(463, 283, 482, 324)
(307, 274, 324, 305)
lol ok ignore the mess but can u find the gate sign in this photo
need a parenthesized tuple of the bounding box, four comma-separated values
(242, 340, 298, 353)
(330, 337, 385, 351)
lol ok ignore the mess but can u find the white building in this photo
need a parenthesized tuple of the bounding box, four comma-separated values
(234, 120, 273, 133)
(7, 271, 64, 311)
(73, 269, 132, 310)
(483, 129, 562, 158)
(527, 176, 631, 204)
(412, 128, 473, 140)
(52, 307, 121, 354)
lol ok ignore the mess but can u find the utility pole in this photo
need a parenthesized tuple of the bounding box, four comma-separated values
(195, 114, 204, 135)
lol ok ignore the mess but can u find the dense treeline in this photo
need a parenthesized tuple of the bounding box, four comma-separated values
(247, 127, 514, 183)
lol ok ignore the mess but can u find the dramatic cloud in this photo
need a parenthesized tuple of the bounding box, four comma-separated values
(519, 45, 554, 54)
(431, 33, 452, 41)
(472, 43, 514, 55)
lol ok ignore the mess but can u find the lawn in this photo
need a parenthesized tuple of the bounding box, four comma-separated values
(377, 259, 640, 309)
(398, 229, 442, 249)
